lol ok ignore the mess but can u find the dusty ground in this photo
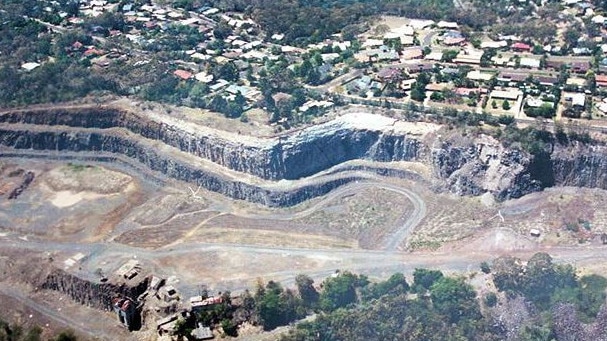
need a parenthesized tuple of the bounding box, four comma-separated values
(2, 158, 607, 340)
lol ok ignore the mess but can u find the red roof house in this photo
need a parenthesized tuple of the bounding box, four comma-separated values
(173, 70, 193, 80)
(511, 42, 532, 52)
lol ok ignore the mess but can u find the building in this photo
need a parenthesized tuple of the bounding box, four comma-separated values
(113, 297, 136, 330)
(190, 295, 224, 312)
(519, 57, 541, 69)
(491, 89, 522, 101)
(453, 49, 483, 65)
(191, 323, 214, 340)
(596, 74, 607, 87)
(467, 70, 494, 82)
(511, 42, 532, 52)
(563, 92, 586, 107)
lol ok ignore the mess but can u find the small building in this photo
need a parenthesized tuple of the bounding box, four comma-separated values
(191, 323, 214, 340)
(174, 70, 193, 80)
(519, 57, 541, 69)
(563, 92, 586, 107)
(191, 296, 224, 312)
(571, 61, 591, 74)
(400, 48, 423, 60)
(491, 89, 522, 101)
(112, 297, 136, 330)
(511, 42, 532, 52)
(596, 74, 607, 87)
(467, 70, 494, 82)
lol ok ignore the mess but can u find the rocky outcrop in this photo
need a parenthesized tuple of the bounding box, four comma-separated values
(431, 135, 541, 200)
(40, 269, 149, 311)
(0, 108, 422, 180)
(2, 105, 607, 205)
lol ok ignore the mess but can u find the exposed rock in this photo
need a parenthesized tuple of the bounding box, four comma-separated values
(1, 106, 607, 206)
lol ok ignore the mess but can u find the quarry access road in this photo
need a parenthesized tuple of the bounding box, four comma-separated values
(229, 178, 426, 251)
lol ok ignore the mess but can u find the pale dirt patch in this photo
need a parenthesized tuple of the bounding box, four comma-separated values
(191, 227, 358, 249)
(44, 164, 132, 194)
(50, 190, 104, 208)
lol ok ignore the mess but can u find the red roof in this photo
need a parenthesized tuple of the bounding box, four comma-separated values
(173, 70, 193, 80)
(596, 74, 607, 83)
(511, 42, 531, 50)
(84, 48, 104, 56)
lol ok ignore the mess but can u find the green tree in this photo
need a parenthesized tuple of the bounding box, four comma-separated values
(502, 100, 511, 110)
(430, 277, 480, 323)
(412, 268, 443, 293)
(319, 272, 367, 312)
(295, 274, 319, 308)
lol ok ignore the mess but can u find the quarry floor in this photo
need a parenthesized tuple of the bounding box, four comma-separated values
(2, 157, 607, 340)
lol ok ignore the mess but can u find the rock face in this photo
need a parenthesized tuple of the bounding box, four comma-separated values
(40, 269, 148, 311)
(431, 135, 541, 200)
(1, 106, 607, 205)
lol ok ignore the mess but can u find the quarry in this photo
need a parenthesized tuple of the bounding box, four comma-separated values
(2, 101, 607, 340)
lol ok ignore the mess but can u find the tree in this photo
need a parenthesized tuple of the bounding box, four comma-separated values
(362, 273, 409, 301)
(491, 99, 498, 109)
(502, 100, 511, 110)
(295, 274, 319, 308)
(492, 256, 524, 292)
(430, 277, 480, 323)
(480, 262, 491, 274)
(319, 272, 367, 312)
(412, 268, 443, 293)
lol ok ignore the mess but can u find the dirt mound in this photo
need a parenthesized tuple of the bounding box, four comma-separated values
(44, 164, 132, 194)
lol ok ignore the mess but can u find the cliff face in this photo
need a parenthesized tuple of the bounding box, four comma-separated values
(552, 144, 607, 189)
(431, 135, 541, 200)
(40, 269, 149, 311)
(1, 106, 607, 205)
(0, 109, 421, 180)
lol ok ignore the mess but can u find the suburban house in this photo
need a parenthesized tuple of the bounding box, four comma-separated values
(511, 42, 532, 52)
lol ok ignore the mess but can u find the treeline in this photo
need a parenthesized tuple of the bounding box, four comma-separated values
(278, 252, 607, 341)
(176, 0, 460, 45)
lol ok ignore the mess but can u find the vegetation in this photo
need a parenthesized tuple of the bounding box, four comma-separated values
(278, 253, 607, 341)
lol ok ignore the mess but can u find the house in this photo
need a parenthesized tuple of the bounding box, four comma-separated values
(174, 69, 193, 80)
(437, 21, 459, 29)
(511, 42, 532, 52)
(481, 40, 508, 49)
(571, 61, 591, 73)
(454, 87, 485, 97)
(519, 57, 541, 69)
(401, 78, 416, 91)
(453, 49, 483, 65)
(425, 51, 443, 61)
(408, 19, 435, 30)
(407, 62, 434, 73)
(467, 70, 493, 82)
(535, 76, 558, 87)
(491, 56, 512, 67)
(491, 89, 522, 101)
(21, 62, 41, 71)
(596, 74, 607, 87)
(400, 48, 423, 60)
(377, 68, 402, 82)
(497, 72, 527, 84)
(545, 60, 565, 70)
(444, 37, 466, 46)
(563, 92, 586, 107)
(566, 77, 587, 88)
